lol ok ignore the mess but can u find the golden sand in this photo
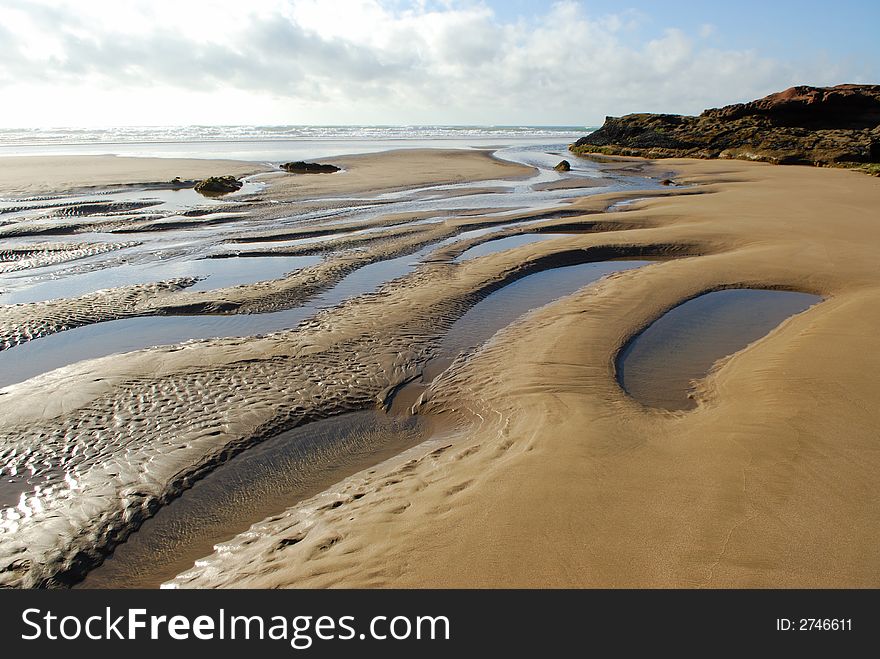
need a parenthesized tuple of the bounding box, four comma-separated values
(169, 160, 880, 588)
(1, 151, 877, 588)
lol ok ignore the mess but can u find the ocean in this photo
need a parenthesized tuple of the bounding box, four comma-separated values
(0, 125, 593, 162)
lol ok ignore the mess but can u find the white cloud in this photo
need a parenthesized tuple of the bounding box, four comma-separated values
(0, 0, 859, 127)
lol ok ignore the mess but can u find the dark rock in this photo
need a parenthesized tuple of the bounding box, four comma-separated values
(571, 84, 880, 168)
(194, 176, 242, 196)
(168, 176, 197, 189)
(554, 159, 571, 172)
(280, 161, 341, 174)
(703, 84, 880, 130)
(659, 179, 674, 186)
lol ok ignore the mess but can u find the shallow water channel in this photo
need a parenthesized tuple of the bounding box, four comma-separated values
(0, 245, 443, 388)
(78, 410, 426, 588)
(80, 258, 654, 587)
(391, 259, 652, 412)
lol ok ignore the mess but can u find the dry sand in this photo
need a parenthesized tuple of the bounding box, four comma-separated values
(167, 160, 880, 589)
(0, 148, 530, 199)
(254, 149, 533, 199)
(0, 155, 270, 196)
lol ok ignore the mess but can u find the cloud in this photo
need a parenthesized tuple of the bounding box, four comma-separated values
(0, 0, 861, 126)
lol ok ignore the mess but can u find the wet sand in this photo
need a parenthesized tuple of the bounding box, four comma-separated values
(0, 146, 662, 587)
(167, 160, 880, 589)
(79, 411, 429, 588)
(3, 148, 878, 589)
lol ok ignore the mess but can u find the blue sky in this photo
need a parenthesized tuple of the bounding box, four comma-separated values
(490, 0, 879, 88)
(0, 0, 876, 127)
(490, 0, 879, 64)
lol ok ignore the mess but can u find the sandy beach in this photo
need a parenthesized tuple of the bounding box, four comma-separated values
(0, 155, 271, 197)
(168, 158, 880, 589)
(0, 149, 531, 198)
(4, 5, 880, 655)
(1, 147, 878, 589)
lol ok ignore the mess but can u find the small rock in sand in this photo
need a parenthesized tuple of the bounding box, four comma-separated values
(281, 161, 341, 174)
(194, 176, 243, 195)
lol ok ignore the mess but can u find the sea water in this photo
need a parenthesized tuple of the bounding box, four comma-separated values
(0, 125, 593, 162)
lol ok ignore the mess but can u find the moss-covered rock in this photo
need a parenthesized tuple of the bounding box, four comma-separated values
(572, 84, 880, 169)
(554, 160, 571, 172)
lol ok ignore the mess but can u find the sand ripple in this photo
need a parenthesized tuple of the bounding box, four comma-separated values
(0, 226, 684, 587)
(0, 242, 139, 275)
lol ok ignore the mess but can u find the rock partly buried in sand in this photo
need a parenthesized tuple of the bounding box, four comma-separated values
(571, 84, 880, 168)
(280, 161, 341, 174)
(194, 176, 243, 196)
(170, 176, 192, 189)
(554, 160, 571, 172)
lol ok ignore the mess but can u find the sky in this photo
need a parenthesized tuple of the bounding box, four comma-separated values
(0, 0, 876, 128)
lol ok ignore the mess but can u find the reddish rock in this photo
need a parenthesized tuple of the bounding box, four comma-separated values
(703, 84, 880, 130)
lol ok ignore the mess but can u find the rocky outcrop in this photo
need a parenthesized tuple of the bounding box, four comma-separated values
(554, 160, 571, 172)
(194, 176, 242, 195)
(280, 161, 341, 174)
(572, 84, 880, 169)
